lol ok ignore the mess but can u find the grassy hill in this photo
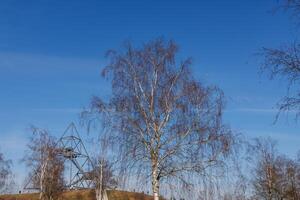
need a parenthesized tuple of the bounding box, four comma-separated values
(0, 189, 154, 200)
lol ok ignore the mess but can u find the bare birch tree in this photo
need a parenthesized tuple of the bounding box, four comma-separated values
(249, 138, 282, 200)
(92, 158, 117, 200)
(24, 127, 64, 200)
(88, 38, 233, 200)
(249, 138, 300, 200)
(86, 131, 118, 200)
(276, 155, 300, 199)
(0, 152, 13, 194)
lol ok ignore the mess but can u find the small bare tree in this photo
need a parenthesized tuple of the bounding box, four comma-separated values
(87, 133, 118, 200)
(0, 152, 13, 194)
(92, 158, 117, 200)
(24, 127, 64, 200)
(250, 138, 282, 200)
(275, 155, 300, 200)
(249, 138, 300, 200)
(88, 38, 233, 200)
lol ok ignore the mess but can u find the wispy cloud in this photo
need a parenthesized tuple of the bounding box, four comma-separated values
(227, 108, 277, 113)
(226, 107, 299, 114)
(31, 108, 82, 114)
(0, 52, 101, 71)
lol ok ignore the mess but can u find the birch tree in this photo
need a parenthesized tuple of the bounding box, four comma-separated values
(249, 138, 282, 200)
(0, 152, 13, 194)
(89, 38, 233, 200)
(24, 127, 64, 200)
(92, 158, 117, 200)
(248, 137, 300, 200)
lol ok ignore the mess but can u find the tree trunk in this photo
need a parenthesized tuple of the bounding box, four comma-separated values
(96, 188, 102, 200)
(153, 188, 159, 200)
(152, 166, 160, 200)
(40, 161, 47, 200)
(96, 161, 103, 200)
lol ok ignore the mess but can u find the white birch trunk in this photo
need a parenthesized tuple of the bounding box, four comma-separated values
(96, 188, 102, 200)
(152, 165, 160, 200)
(39, 160, 47, 200)
(96, 161, 103, 200)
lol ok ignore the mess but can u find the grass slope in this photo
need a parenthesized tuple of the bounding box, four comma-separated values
(0, 189, 154, 200)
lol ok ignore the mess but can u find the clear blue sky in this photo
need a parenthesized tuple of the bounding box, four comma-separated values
(0, 0, 299, 189)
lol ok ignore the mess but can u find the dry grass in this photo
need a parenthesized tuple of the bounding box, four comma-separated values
(0, 192, 39, 200)
(0, 189, 155, 200)
(107, 190, 153, 200)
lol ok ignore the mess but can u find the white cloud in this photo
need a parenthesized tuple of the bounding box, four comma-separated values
(0, 52, 101, 71)
(228, 108, 277, 113)
(226, 107, 300, 115)
(31, 108, 82, 114)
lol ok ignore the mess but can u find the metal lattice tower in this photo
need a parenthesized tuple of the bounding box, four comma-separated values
(56, 123, 94, 189)
(23, 123, 94, 191)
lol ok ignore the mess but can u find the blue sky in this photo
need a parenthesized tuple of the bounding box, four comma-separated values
(1, 0, 300, 189)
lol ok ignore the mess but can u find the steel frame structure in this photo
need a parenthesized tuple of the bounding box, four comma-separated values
(23, 123, 94, 191)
